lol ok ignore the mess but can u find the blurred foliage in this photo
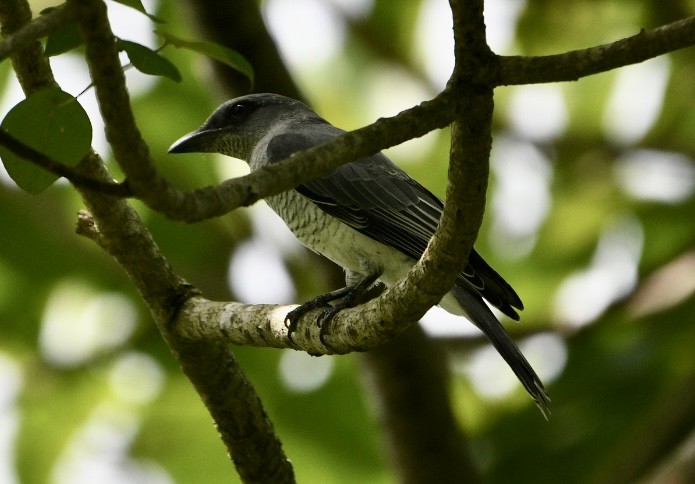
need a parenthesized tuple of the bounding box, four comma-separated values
(1, 0, 695, 483)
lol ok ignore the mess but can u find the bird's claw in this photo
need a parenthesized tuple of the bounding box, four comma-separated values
(284, 277, 377, 345)
(284, 300, 346, 346)
(316, 306, 343, 345)
(285, 297, 332, 342)
(285, 307, 314, 343)
(284, 286, 356, 343)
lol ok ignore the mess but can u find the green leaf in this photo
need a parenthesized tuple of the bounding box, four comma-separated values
(0, 88, 92, 194)
(44, 21, 83, 56)
(156, 30, 254, 87)
(116, 39, 182, 82)
(111, 0, 163, 23)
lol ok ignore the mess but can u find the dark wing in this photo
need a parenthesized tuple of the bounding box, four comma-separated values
(267, 130, 523, 318)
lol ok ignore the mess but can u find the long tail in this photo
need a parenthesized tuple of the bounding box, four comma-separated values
(451, 286, 551, 419)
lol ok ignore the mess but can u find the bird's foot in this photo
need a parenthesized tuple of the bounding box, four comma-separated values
(285, 286, 353, 342)
(285, 273, 380, 345)
(315, 300, 354, 346)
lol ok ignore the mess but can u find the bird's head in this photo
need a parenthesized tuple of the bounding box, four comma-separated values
(168, 93, 320, 161)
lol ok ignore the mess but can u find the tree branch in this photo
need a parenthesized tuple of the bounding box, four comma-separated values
(66, 0, 170, 197)
(214, 8, 695, 357)
(498, 15, 695, 85)
(66, 0, 295, 480)
(61, 0, 462, 227)
(0, 0, 58, 93)
(50, 0, 695, 390)
(0, 3, 70, 61)
(18, 5, 692, 234)
(6, 0, 695, 480)
(1, 0, 295, 481)
(55, 0, 695, 362)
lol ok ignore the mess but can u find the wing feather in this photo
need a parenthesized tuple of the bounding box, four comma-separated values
(266, 130, 523, 318)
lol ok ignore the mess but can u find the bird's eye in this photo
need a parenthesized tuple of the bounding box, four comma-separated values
(232, 103, 248, 115)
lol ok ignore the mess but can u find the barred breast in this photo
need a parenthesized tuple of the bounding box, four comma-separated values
(264, 189, 415, 286)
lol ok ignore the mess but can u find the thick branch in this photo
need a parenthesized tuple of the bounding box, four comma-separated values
(171, 336, 295, 483)
(67, 1, 294, 480)
(1, 0, 294, 481)
(498, 15, 695, 85)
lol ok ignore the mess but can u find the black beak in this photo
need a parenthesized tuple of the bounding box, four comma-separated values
(168, 128, 221, 154)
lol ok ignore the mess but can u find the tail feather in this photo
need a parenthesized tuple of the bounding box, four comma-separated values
(451, 286, 551, 419)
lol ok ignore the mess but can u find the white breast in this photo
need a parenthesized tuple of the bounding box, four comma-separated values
(265, 189, 415, 286)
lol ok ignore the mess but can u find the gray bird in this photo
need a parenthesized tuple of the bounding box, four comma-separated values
(169, 93, 550, 417)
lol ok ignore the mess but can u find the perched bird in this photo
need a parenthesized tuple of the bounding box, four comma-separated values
(169, 93, 550, 417)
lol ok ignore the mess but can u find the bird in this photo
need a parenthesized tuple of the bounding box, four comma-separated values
(168, 93, 550, 417)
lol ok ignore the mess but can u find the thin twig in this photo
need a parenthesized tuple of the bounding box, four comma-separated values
(498, 15, 695, 85)
(0, 128, 132, 196)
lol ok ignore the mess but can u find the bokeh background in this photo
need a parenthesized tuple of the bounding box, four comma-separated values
(1, 0, 695, 482)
